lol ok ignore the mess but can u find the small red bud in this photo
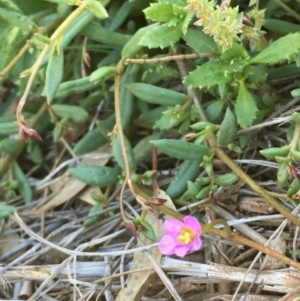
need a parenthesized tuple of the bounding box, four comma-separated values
(124, 220, 137, 237)
(288, 165, 298, 179)
(151, 198, 167, 206)
(19, 125, 42, 142)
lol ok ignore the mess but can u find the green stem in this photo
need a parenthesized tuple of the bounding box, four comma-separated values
(202, 218, 231, 238)
(17, 2, 88, 120)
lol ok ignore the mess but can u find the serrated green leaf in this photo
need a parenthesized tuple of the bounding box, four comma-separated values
(46, 44, 64, 104)
(143, 3, 174, 22)
(51, 104, 89, 123)
(250, 33, 300, 64)
(235, 81, 257, 128)
(184, 61, 229, 88)
(139, 22, 182, 49)
(217, 108, 237, 145)
(181, 10, 193, 35)
(183, 27, 219, 53)
(150, 139, 210, 160)
(13, 162, 32, 204)
(69, 166, 119, 187)
(125, 83, 187, 106)
(221, 43, 249, 62)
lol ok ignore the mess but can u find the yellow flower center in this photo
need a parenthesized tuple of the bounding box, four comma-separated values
(178, 227, 196, 244)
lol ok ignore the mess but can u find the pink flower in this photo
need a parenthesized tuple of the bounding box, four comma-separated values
(159, 215, 202, 258)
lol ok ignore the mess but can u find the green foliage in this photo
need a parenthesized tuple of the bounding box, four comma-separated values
(69, 166, 119, 187)
(1, 0, 300, 232)
(217, 108, 237, 145)
(150, 139, 210, 161)
(235, 81, 258, 128)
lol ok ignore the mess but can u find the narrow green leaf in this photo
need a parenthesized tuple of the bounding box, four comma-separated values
(133, 132, 163, 164)
(150, 139, 210, 160)
(120, 65, 137, 128)
(260, 145, 290, 160)
(166, 160, 201, 198)
(69, 166, 119, 187)
(27, 142, 44, 164)
(235, 81, 257, 128)
(217, 108, 237, 145)
(82, 21, 129, 46)
(277, 163, 289, 189)
(87, 0, 108, 20)
(0, 138, 24, 155)
(109, 1, 131, 31)
(112, 134, 136, 172)
(45, 44, 64, 104)
(250, 33, 300, 64)
(51, 104, 89, 123)
(215, 173, 239, 186)
(53, 76, 101, 99)
(141, 220, 156, 241)
(13, 162, 32, 204)
(0, 7, 37, 31)
(125, 83, 187, 106)
(90, 66, 116, 83)
(0, 121, 18, 135)
(139, 22, 182, 49)
(263, 19, 300, 35)
(73, 128, 108, 156)
(287, 178, 300, 197)
(84, 202, 102, 227)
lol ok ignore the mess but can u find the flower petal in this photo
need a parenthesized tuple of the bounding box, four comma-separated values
(163, 219, 184, 236)
(174, 244, 191, 258)
(184, 216, 201, 234)
(159, 234, 178, 255)
(190, 235, 202, 251)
